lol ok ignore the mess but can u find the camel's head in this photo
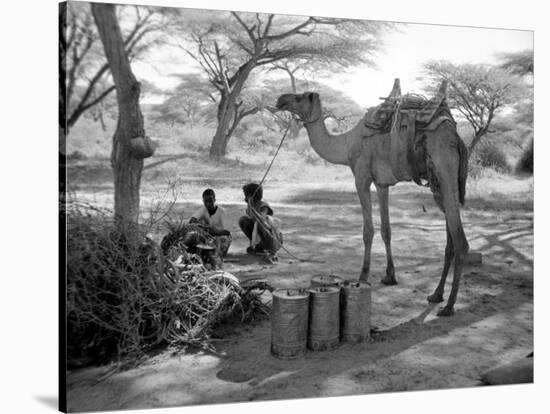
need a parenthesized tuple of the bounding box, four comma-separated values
(276, 92, 322, 122)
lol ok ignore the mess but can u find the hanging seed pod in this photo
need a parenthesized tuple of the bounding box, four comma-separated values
(129, 136, 157, 158)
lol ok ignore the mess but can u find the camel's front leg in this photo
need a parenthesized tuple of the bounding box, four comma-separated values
(355, 175, 374, 282)
(376, 185, 397, 285)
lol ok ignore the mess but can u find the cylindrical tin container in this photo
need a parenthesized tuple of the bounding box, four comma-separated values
(307, 286, 340, 351)
(271, 289, 310, 359)
(340, 281, 371, 343)
(310, 274, 344, 289)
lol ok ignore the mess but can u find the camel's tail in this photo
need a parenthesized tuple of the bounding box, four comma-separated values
(458, 136, 468, 206)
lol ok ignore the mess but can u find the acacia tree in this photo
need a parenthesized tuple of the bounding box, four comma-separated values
(498, 49, 534, 75)
(92, 3, 155, 226)
(498, 49, 533, 172)
(62, 2, 162, 135)
(151, 73, 217, 128)
(422, 60, 524, 155)
(170, 11, 387, 159)
(498, 50, 534, 125)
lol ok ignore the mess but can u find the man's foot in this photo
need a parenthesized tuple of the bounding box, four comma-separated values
(246, 245, 264, 255)
(263, 254, 278, 264)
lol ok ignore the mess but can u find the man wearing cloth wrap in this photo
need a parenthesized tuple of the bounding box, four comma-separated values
(238, 183, 283, 257)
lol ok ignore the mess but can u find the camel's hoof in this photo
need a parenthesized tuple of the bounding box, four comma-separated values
(427, 293, 444, 303)
(437, 306, 455, 317)
(381, 275, 397, 285)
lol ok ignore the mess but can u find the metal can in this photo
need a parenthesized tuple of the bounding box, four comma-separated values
(271, 289, 310, 359)
(340, 281, 371, 343)
(310, 274, 344, 289)
(307, 286, 340, 351)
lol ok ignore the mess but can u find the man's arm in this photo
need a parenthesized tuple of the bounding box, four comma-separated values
(208, 208, 230, 236)
(189, 207, 207, 224)
(208, 228, 231, 236)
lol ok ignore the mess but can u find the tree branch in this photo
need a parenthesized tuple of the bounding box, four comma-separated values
(214, 41, 231, 93)
(67, 5, 158, 128)
(70, 85, 116, 125)
(255, 13, 263, 38)
(263, 17, 315, 41)
(263, 14, 274, 37)
(231, 12, 257, 43)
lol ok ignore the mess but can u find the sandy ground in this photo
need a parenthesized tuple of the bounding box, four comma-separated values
(66, 162, 533, 412)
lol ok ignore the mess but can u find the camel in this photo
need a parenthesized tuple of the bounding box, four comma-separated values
(275, 79, 469, 316)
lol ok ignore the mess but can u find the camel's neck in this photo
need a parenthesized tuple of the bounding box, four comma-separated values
(303, 118, 355, 166)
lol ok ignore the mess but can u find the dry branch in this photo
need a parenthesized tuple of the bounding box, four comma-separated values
(66, 201, 270, 368)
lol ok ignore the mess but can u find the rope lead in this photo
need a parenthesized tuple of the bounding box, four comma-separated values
(249, 122, 325, 264)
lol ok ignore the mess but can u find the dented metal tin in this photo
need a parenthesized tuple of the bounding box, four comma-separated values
(340, 281, 371, 343)
(310, 274, 344, 289)
(271, 289, 310, 359)
(307, 286, 340, 351)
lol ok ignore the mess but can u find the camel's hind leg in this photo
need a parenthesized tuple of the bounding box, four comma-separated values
(376, 185, 397, 285)
(435, 188, 469, 317)
(353, 168, 374, 282)
(427, 217, 453, 303)
(425, 125, 469, 316)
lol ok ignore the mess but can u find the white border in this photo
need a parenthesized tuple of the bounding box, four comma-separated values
(2, 0, 545, 413)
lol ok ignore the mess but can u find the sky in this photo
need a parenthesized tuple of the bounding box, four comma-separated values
(326, 23, 533, 107)
(132, 19, 533, 108)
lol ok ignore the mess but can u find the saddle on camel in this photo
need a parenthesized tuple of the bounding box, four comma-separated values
(363, 78, 457, 191)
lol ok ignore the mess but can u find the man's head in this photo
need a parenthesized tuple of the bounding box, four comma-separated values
(202, 188, 216, 211)
(242, 183, 262, 204)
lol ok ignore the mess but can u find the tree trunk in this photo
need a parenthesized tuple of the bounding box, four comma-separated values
(209, 93, 233, 159)
(467, 108, 495, 158)
(98, 110, 107, 132)
(468, 128, 488, 158)
(208, 64, 254, 160)
(92, 3, 150, 226)
(209, 117, 232, 159)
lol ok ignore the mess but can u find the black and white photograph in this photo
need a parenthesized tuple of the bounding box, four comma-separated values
(51, 0, 540, 412)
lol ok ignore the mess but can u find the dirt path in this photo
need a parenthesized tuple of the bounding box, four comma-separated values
(66, 182, 533, 412)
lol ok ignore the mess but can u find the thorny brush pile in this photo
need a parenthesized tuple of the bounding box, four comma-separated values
(65, 201, 270, 368)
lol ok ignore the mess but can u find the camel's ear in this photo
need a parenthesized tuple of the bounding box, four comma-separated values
(389, 78, 401, 98)
(308, 92, 319, 103)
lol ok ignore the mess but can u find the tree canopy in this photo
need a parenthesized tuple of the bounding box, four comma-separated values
(422, 60, 525, 153)
(151, 73, 215, 127)
(63, 2, 165, 131)
(497, 49, 533, 75)
(166, 10, 390, 158)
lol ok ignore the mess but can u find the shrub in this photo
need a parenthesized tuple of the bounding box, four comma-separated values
(471, 141, 510, 173)
(468, 156, 484, 180)
(66, 201, 269, 368)
(516, 138, 533, 174)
